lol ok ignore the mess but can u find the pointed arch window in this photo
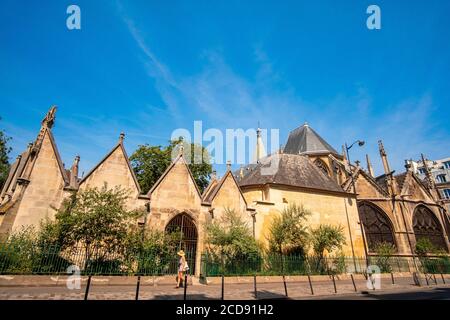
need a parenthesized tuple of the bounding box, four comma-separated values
(313, 158, 330, 177)
(413, 205, 447, 251)
(358, 202, 396, 252)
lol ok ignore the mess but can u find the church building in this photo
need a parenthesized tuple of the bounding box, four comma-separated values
(1, 107, 449, 276)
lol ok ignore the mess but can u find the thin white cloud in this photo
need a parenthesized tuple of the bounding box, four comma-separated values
(116, 3, 447, 176)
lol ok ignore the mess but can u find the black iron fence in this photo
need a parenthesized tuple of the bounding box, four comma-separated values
(1, 242, 450, 276)
(200, 253, 450, 277)
(0, 243, 195, 276)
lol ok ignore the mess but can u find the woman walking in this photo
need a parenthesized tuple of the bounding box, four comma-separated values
(176, 250, 189, 288)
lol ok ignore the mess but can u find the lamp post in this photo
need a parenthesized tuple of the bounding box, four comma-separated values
(345, 140, 370, 269)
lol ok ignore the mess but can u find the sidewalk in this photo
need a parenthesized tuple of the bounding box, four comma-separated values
(0, 273, 449, 300)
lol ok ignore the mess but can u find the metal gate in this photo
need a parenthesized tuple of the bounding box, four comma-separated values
(165, 213, 198, 274)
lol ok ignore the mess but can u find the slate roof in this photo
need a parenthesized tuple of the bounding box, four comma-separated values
(237, 153, 344, 193)
(283, 123, 340, 156)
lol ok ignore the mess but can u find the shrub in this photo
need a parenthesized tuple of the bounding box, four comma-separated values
(374, 242, 396, 273)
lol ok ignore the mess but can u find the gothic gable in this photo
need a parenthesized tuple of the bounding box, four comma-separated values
(401, 172, 435, 203)
(9, 130, 68, 232)
(149, 154, 202, 211)
(79, 143, 141, 196)
(344, 168, 388, 198)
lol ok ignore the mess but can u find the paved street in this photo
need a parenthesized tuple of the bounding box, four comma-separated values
(1, 274, 449, 300)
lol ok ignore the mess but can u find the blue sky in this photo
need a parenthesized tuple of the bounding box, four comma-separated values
(1, 0, 449, 178)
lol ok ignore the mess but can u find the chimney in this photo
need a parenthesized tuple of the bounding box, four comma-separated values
(226, 160, 231, 172)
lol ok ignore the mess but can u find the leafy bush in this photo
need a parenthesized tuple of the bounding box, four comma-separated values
(415, 238, 436, 256)
(204, 208, 262, 275)
(267, 204, 310, 255)
(309, 224, 346, 274)
(0, 227, 36, 274)
(374, 242, 396, 273)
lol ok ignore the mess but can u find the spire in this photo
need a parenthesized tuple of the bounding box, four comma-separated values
(226, 160, 231, 172)
(366, 154, 375, 178)
(119, 132, 125, 144)
(341, 145, 348, 161)
(69, 155, 80, 188)
(253, 126, 267, 163)
(378, 140, 391, 175)
(378, 140, 396, 196)
(211, 169, 217, 181)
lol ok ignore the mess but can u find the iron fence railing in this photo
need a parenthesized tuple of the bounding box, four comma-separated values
(200, 253, 450, 277)
(1, 242, 450, 276)
(0, 243, 195, 276)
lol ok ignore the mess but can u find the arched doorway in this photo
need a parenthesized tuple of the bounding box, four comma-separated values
(165, 213, 198, 273)
(413, 205, 447, 252)
(358, 202, 396, 252)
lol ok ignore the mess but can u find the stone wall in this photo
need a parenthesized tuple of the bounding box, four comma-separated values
(242, 185, 366, 257)
(78, 144, 147, 211)
(210, 172, 252, 225)
(148, 157, 207, 276)
(10, 131, 68, 233)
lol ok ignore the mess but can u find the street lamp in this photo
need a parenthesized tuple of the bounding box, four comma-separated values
(345, 140, 370, 269)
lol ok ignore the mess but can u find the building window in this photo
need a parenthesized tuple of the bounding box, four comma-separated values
(418, 168, 426, 175)
(444, 161, 450, 169)
(413, 205, 447, 252)
(358, 202, 396, 252)
(443, 189, 450, 199)
(436, 174, 447, 183)
(313, 158, 330, 177)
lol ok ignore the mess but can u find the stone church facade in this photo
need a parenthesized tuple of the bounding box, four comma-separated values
(1, 107, 449, 275)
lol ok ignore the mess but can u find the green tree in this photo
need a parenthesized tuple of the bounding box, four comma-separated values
(309, 224, 346, 273)
(48, 185, 142, 266)
(0, 118, 12, 190)
(267, 204, 310, 255)
(130, 138, 212, 194)
(205, 208, 261, 274)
